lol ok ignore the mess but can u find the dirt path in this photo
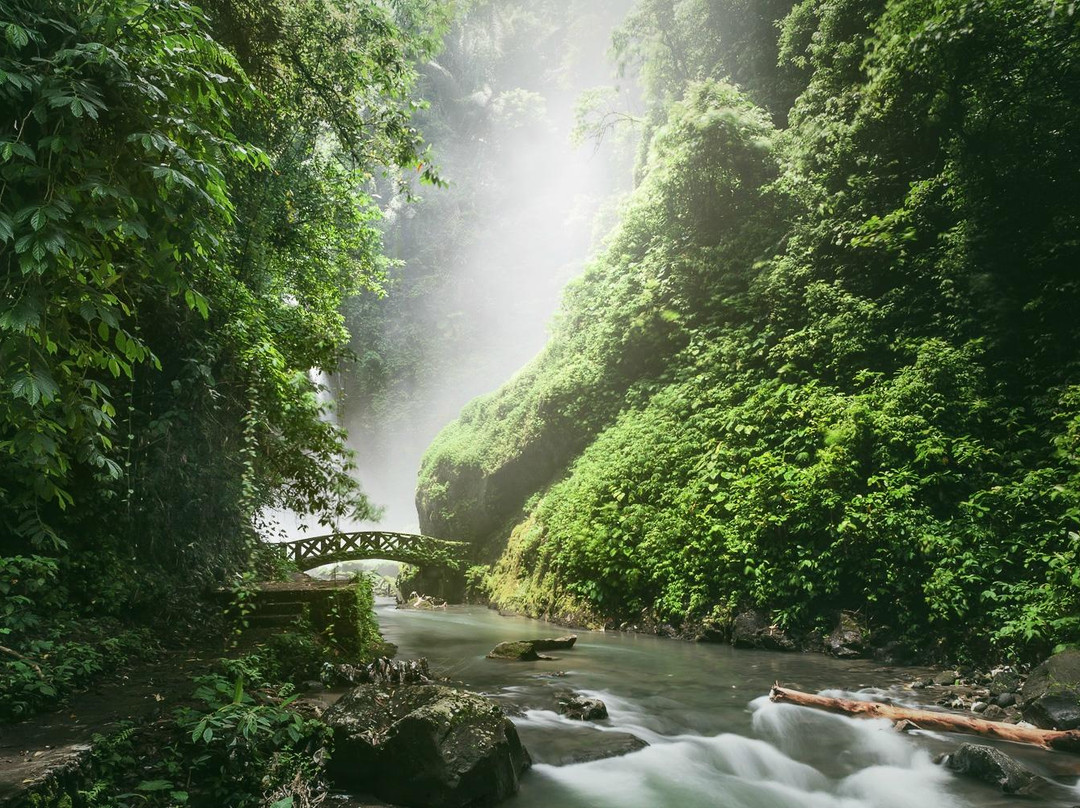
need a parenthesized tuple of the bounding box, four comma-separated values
(0, 650, 212, 806)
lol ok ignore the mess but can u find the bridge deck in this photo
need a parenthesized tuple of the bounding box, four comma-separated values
(271, 531, 468, 570)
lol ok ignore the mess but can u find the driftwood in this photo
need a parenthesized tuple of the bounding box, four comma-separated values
(769, 685, 1080, 753)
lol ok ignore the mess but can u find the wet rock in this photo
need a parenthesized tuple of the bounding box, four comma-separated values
(487, 641, 543, 661)
(692, 615, 730, 643)
(323, 657, 433, 687)
(872, 640, 913, 665)
(994, 692, 1017, 708)
(530, 636, 577, 652)
(988, 669, 1022, 698)
(546, 732, 647, 765)
(731, 611, 796, 651)
(828, 612, 867, 658)
(731, 611, 767, 646)
(933, 670, 962, 686)
(972, 701, 989, 713)
(1021, 649, 1080, 730)
(943, 743, 1037, 794)
(981, 704, 1006, 721)
(324, 683, 531, 808)
(559, 694, 608, 721)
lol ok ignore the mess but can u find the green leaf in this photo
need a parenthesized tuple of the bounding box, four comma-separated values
(5, 24, 28, 48)
(136, 780, 174, 792)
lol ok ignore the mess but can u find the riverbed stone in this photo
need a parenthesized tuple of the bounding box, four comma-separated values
(943, 743, 1037, 794)
(933, 670, 962, 686)
(558, 694, 608, 721)
(988, 669, 1022, 698)
(548, 731, 647, 765)
(994, 692, 1017, 708)
(1021, 649, 1080, 730)
(324, 683, 531, 808)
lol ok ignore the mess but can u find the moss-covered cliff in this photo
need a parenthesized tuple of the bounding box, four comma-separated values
(418, 0, 1080, 661)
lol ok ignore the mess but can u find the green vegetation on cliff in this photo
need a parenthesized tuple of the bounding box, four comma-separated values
(419, 0, 1080, 660)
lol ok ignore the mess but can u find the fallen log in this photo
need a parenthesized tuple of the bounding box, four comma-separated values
(769, 685, 1080, 753)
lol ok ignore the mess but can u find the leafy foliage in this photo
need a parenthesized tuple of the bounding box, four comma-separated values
(421, 0, 1080, 661)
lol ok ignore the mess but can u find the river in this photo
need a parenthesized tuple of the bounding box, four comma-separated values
(373, 599, 1080, 808)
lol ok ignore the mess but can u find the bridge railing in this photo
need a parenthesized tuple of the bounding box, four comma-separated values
(268, 531, 469, 570)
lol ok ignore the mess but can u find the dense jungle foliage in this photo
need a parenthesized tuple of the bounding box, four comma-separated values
(0, 0, 444, 715)
(419, 0, 1080, 662)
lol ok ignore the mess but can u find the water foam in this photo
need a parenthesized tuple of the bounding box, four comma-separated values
(512, 693, 969, 808)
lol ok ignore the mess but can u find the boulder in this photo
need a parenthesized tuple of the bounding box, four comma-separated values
(731, 611, 796, 651)
(943, 743, 1037, 794)
(988, 669, 1022, 698)
(487, 641, 543, 661)
(558, 694, 608, 721)
(994, 692, 1017, 709)
(828, 612, 867, 658)
(530, 636, 577, 652)
(1020, 649, 1080, 730)
(731, 611, 767, 647)
(324, 683, 531, 808)
(545, 731, 647, 765)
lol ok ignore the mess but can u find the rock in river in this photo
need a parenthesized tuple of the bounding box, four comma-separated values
(558, 693, 608, 721)
(943, 743, 1037, 794)
(324, 683, 531, 808)
(530, 635, 577, 651)
(486, 637, 576, 660)
(487, 641, 544, 661)
(1021, 649, 1080, 730)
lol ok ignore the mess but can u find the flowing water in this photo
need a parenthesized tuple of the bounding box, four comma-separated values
(374, 600, 1080, 808)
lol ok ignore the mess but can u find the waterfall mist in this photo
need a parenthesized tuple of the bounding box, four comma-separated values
(330, 0, 640, 535)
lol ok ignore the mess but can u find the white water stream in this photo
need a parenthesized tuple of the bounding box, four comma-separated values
(373, 600, 1080, 808)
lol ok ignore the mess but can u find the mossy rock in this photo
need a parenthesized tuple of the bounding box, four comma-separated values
(324, 684, 531, 808)
(1021, 650, 1080, 730)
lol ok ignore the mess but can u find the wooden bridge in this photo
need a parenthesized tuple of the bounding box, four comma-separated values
(271, 531, 469, 571)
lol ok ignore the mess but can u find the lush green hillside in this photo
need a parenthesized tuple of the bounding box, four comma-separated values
(418, 0, 1080, 661)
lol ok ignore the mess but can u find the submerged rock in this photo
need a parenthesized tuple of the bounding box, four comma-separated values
(544, 731, 647, 766)
(324, 683, 531, 808)
(1021, 650, 1080, 730)
(943, 743, 1037, 794)
(558, 694, 608, 721)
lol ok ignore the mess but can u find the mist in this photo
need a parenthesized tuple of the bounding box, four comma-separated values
(322, 0, 640, 536)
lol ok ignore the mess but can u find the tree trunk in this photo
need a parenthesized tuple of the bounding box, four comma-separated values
(769, 685, 1080, 753)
